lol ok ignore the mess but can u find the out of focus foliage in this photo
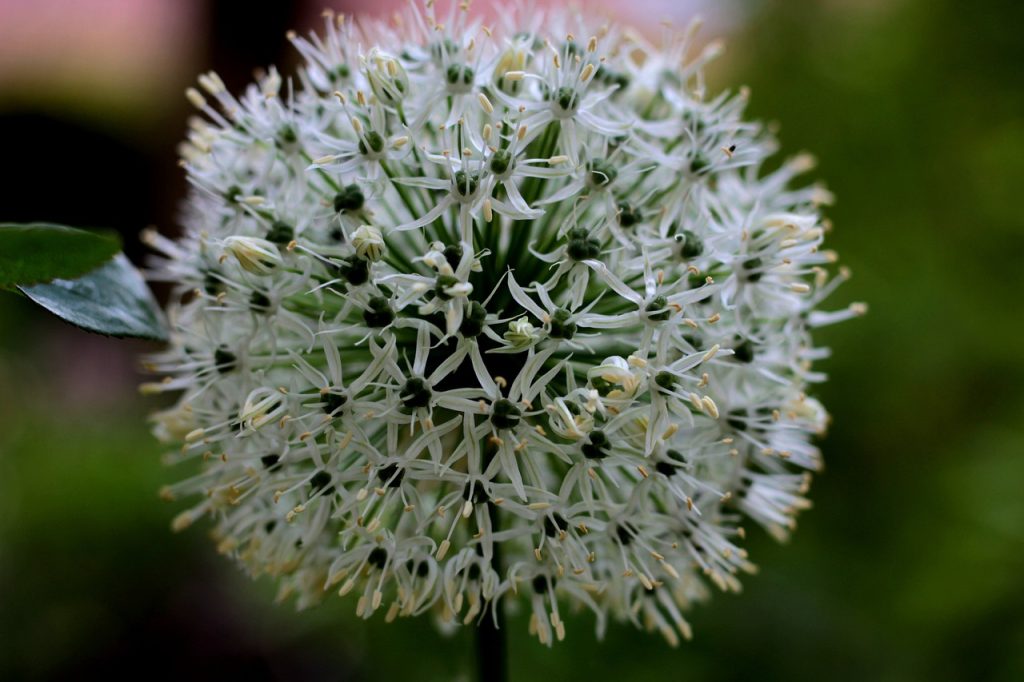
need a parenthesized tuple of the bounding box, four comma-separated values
(1, 0, 1022, 679)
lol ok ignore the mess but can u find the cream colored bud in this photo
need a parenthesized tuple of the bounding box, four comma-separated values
(365, 48, 408, 105)
(503, 317, 538, 349)
(223, 236, 281, 275)
(239, 387, 284, 430)
(352, 224, 385, 261)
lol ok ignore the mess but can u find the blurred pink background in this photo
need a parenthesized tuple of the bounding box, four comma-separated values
(0, 0, 738, 103)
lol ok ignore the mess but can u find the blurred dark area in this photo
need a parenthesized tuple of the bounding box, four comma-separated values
(1, 0, 1022, 680)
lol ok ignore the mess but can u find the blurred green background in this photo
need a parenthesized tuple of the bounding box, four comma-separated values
(1, 0, 1022, 679)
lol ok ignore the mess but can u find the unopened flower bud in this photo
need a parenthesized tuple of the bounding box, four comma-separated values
(352, 224, 385, 261)
(365, 48, 408, 105)
(223, 236, 282, 275)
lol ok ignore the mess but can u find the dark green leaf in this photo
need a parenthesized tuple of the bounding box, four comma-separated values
(19, 254, 168, 341)
(0, 222, 121, 289)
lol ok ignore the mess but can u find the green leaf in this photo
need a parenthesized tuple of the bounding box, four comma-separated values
(19, 254, 168, 341)
(0, 222, 121, 289)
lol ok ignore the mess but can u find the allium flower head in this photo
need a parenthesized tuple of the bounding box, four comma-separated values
(144, 1, 863, 646)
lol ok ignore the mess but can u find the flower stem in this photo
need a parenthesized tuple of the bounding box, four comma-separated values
(477, 438, 508, 682)
(476, 500, 508, 682)
(475, 594, 508, 682)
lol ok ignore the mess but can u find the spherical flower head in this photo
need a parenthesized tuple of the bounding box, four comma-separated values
(145, 1, 864, 646)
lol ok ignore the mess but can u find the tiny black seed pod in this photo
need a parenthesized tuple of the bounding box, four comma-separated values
(323, 392, 348, 414)
(490, 398, 522, 430)
(460, 301, 488, 338)
(334, 184, 365, 213)
(645, 295, 671, 321)
(742, 257, 764, 282)
(654, 371, 676, 389)
(367, 547, 388, 569)
(265, 221, 294, 244)
(554, 86, 578, 112)
(377, 463, 405, 488)
(590, 375, 615, 395)
(433, 273, 459, 300)
(337, 256, 370, 285)
(489, 149, 512, 175)
(309, 470, 333, 496)
(581, 429, 611, 459)
(401, 377, 432, 409)
(358, 131, 385, 155)
(443, 243, 463, 270)
(214, 346, 237, 373)
(452, 170, 478, 198)
(532, 575, 554, 593)
(655, 460, 680, 477)
(548, 307, 578, 340)
(567, 228, 601, 261)
(555, 318, 578, 339)
(687, 271, 710, 290)
(551, 308, 572, 324)
(733, 339, 755, 363)
(676, 230, 704, 259)
(586, 159, 617, 188)
(249, 291, 271, 312)
(617, 201, 642, 227)
(462, 481, 489, 503)
(543, 513, 568, 538)
(363, 296, 395, 328)
(615, 522, 638, 545)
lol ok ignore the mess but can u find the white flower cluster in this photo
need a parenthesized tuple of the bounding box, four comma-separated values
(143, 1, 863, 646)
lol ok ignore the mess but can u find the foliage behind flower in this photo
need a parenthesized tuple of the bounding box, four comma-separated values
(143, 1, 861, 646)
